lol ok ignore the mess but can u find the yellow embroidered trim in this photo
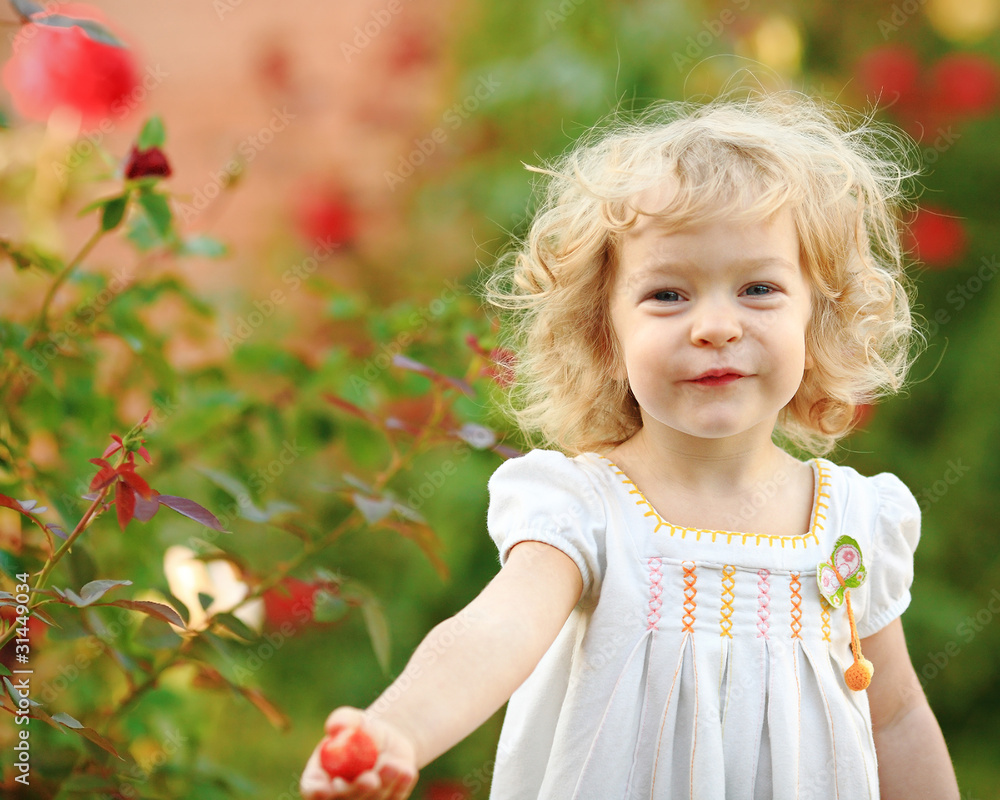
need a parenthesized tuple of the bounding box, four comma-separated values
(820, 597, 832, 643)
(606, 458, 831, 548)
(719, 565, 736, 639)
(681, 561, 697, 633)
(790, 572, 803, 640)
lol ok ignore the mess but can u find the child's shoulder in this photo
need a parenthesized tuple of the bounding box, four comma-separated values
(488, 448, 612, 493)
(820, 458, 919, 518)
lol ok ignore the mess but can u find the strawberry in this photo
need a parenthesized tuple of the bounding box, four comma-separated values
(319, 727, 378, 782)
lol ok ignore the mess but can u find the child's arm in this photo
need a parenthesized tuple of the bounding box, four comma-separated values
(300, 540, 584, 799)
(863, 618, 960, 800)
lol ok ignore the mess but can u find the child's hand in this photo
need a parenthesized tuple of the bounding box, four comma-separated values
(300, 707, 419, 800)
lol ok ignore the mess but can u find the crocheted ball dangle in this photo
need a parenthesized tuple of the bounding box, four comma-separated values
(817, 535, 873, 692)
(845, 656, 874, 691)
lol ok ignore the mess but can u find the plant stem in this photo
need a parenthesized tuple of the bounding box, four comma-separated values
(29, 227, 105, 344)
(32, 485, 109, 593)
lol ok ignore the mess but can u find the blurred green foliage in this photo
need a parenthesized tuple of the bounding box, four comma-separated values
(1, 0, 998, 798)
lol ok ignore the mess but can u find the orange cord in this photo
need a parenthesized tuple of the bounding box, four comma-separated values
(832, 565, 873, 691)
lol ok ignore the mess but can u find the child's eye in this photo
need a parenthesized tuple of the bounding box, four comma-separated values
(651, 290, 681, 302)
(743, 284, 774, 297)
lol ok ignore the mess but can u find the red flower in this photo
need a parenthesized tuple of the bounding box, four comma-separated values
(294, 185, 359, 250)
(906, 206, 967, 267)
(2, 4, 141, 128)
(125, 145, 172, 179)
(927, 53, 1000, 118)
(262, 577, 322, 630)
(423, 779, 470, 800)
(856, 46, 920, 106)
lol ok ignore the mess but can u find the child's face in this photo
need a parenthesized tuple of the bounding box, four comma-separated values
(609, 200, 813, 448)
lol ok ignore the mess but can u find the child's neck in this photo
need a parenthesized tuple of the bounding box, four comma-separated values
(606, 425, 815, 536)
(613, 425, 790, 494)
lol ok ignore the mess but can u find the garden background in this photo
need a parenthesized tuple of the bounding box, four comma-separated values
(0, 0, 998, 797)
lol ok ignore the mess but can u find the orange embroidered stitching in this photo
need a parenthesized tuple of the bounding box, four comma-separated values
(682, 561, 697, 633)
(647, 557, 663, 631)
(820, 597, 832, 642)
(606, 460, 829, 548)
(790, 572, 803, 639)
(720, 565, 736, 639)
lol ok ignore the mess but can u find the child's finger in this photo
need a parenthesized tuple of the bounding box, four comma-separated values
(324, 706, 368, 736)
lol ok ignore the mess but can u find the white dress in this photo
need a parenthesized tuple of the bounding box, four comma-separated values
(485, 450, 920, 800)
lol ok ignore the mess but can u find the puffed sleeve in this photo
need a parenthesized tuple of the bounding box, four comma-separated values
(487, 449, 607, 602)
(855, 472, 921, 639)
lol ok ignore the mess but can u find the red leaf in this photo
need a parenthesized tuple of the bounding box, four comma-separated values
(137, 445, 152, 464)
(88, 458, 118, 491)
(116, 464, 153, 499)
(102, 438, 123, 458)
(115, 481, 135, 530)
(157, 495, 227, 532)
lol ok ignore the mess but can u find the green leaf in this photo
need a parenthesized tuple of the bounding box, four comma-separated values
(311, 590, 347, 624)
(178, 234, 228, 258)
(138, 190, 172, 237)
(213, 612, 257, 641)
(137, 116, 166, 149)
(51, 712, 126, 760)
(0, 240, 61, 273)
(343, 581, 391, 673)
(36, 14, 125, 47)
(100, 194, 129, 231)
(11, 0, 44, 20)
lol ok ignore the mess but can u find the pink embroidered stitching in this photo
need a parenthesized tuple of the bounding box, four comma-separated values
(756, 568, 771, 639)
(646, 557, 663, 631)
(681, 561, 697, 633)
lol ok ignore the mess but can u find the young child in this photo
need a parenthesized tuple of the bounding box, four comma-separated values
(300, 92, 960, 800)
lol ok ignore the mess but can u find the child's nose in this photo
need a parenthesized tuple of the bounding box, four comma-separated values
(689, 299, 742, 347)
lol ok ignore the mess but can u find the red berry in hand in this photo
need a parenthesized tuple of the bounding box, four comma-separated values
(319, 727, 378, 782)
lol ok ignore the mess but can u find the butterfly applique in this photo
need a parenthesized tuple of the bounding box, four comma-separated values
(817, 535, 873, 691)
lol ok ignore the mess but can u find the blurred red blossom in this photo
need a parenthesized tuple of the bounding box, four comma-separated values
(856, 47, 1000, 139)
(294, 185, 359, 249)
(927, 53, 1000, 118)
(857, 45, 920, 106)
(262, 577, 335, 630)
(423, 779, 471, 800)
(906, 206, 968, 267)
(125, 145, 172, 179)
(2, 4, 141, 128)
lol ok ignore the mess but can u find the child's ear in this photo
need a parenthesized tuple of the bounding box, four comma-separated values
(805, 350, 815, 370)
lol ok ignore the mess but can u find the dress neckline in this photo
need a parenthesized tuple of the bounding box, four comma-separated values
(589, 454, 833, 549)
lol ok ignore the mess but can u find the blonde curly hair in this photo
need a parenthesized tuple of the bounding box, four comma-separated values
(486, 91, 922, 456)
